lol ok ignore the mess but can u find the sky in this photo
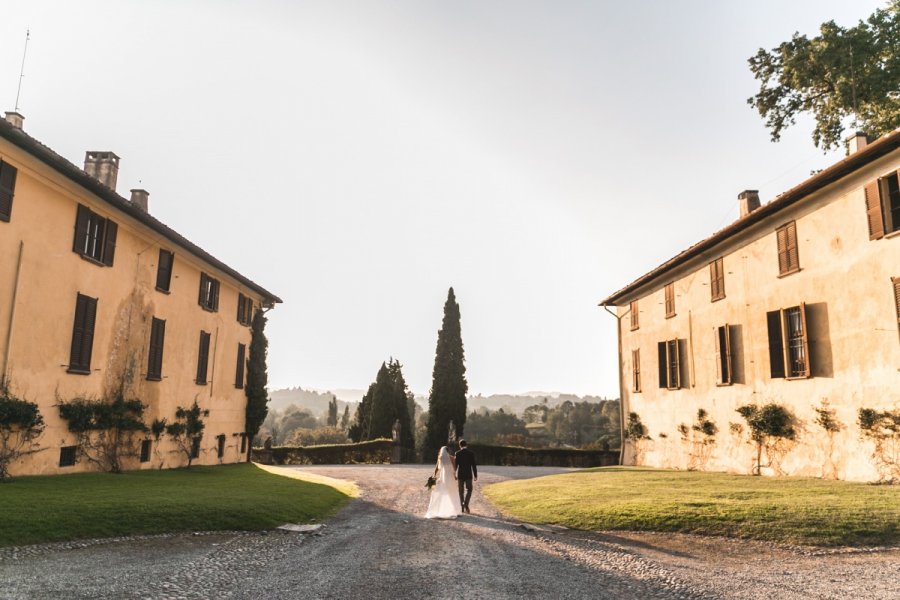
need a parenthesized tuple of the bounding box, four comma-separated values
(0, 0, 886, 398)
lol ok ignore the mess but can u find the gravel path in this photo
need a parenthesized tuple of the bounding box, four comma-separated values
(1, 464, 897, 599)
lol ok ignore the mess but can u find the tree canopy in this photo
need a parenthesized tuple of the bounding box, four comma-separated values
(244, 309, 270, 457)
(349, 359, 414, 450)
(747, 1, 900, 150)
(424, 288, 468, 460)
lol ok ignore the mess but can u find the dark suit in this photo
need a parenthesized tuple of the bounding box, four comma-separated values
(454, 447, 477, 510)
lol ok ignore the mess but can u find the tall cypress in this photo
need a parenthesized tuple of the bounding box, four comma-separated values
(350, 359, 414, 450)
(424, 288, 468, 460)
(244, 309, 270, 460)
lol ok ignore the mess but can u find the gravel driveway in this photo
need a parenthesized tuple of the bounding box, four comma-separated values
(1, 464, 897, 599)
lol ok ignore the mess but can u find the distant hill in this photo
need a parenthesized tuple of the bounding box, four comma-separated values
(268, 386, 615, 417)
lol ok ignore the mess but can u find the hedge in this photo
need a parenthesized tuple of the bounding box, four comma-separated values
(253, 439, 394, 465)
(466, 444, 618, 468)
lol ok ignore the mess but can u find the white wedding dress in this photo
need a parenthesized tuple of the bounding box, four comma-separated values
(425, 447, 463, 519)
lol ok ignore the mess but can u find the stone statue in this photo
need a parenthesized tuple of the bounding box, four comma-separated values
(391, 419, 401, 443)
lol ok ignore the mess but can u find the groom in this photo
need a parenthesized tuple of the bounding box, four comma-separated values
(454, 439, 477, 514)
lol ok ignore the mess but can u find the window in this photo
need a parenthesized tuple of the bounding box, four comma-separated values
(198, 273, 220, 311)
(865, 171, 900, 239)
(892, 277, 900, 343)
(0, 160, 18, 222)
(156, 249, 174, 292)
(657, 339, 681, 389)
(629, 300, 639, 330)
(766, 304, 810, 379)
(196, 330, 211, 385)
(710, 257, 725, 301)
(59, 445, 77, 467)
(664, 283, 675, 318)
(776, 221, 800, 276)
(190, 436, 202, 459)
(237, 293, 253, 325)
(240, 433, 247, 454)
(73, 204, 117, 266)
(631, 349, 641, 392)
(235, 343, 246, 388)
(147, 317, 166, 381)
(714, 324, 733, 385)
(217, 434, 226, 459)
(140, 440, 152, 463)
(68, 293, 98, 374)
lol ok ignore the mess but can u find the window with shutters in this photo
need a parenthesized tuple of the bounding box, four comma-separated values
(775, 221, 800, 276)
(0, 160, 18, 222)
(59, 445, 77, 467)
(199, 273, 220, 311)
(196, 330, 211, 385)
(240, 433, 247, 454)
(147, 317, 166, 381)
(235, 343, 246, 389)
(766, 304, 810, 379)
(710, 257, 725, 301)
(73, 204, 117, 266)
(664, 283, 675, 318)
(237, 293, 253, 326)
(714, 324, 733, 385)
(631, 349, 641, 393)
(892, 277, 900, 343)
(68, 293, 98, 374)
(156, 249, 174, 293)
(217, 434, 226, 459)
(190, 436, 202, 459)
(865, 172, 900, 239)
(629, 300, 639, 330)
(140, 440, 152, 463)
(657, 339, 681, 389)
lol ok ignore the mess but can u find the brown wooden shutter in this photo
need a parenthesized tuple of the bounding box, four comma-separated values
(786, 222, 799, 272)
(766, 310, 785, 378)
(69, 293, 97, 373)
(101, 219, 117, 266)
(235, 343, 246, 388)
(672, 339, 682, 389)
(147, 317, 166, 380)
(714, 326, 723, 383)
(631, 348, 641, 392)
(893, 277, 900, 341)
(864, 180, 885, 240)
(798, 302, 810, 378)
(630, 300, 639, 330)
(0, 161, 17, 222)
(196, 330, 211, 384)
(657, 342, 667, 388)
(665, 283, 675, 317)
(710, 258, 725, 300)
(156, 250, 174, 291)
(199, 273, 209, 306)
(212, 280, 220, 311)
(237, 294, 244, 322)
(73, 205, 90, 253)
(723, 324, 733, 385)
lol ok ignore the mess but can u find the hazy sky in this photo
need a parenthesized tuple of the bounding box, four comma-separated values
(0, 1, 884, 398)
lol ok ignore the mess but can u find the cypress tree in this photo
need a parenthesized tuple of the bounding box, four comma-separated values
(340, 405, 350, 431)
(424, 288, 468, 461)
(349, 359, 414, 450)
(244, 309, 270, 460)
(387, 359, 415, 451)
(326, 395, 339, 427)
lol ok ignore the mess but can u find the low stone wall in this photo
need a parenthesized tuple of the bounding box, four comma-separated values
(467, 444, 619, 468)
(253, 439, 395, 465)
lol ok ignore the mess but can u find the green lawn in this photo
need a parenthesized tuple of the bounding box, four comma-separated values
(484, 467, 900, 546)
(0, 463, 351, 547)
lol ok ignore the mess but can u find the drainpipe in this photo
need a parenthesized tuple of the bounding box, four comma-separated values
(2, 241, 25, 381)
(602, 304, 630, 466)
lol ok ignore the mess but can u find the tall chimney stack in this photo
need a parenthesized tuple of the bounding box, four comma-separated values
(4, 111, 24, 130)
(130, 189, 149, 212)
(738, 190, 760, 218)
(846, 131, 868, 155)
(84, 151, 120, 191)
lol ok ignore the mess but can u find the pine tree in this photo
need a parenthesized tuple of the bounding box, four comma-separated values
(326, 395, 339, 427)
(424, 287, 468, 461)
(244, 309, 270, 460)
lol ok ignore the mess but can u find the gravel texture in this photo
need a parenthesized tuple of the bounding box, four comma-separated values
(1, 464, 897, 599)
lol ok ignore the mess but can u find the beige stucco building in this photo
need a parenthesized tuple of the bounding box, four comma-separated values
(601, 129, 900, 482)
(0, 111, 280, 476)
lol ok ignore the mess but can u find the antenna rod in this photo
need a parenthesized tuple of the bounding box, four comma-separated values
(14, 29, 31, 112)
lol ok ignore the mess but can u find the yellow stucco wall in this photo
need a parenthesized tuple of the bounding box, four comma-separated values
(0, 139, 267, 476)
(615, 149, 900, 482)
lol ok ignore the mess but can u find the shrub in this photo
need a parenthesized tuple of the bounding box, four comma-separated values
(57, 392, 147, 473)
(736, 403, 796, 475)
(858, 408, 900, 483)
(0, 381, 45, 481)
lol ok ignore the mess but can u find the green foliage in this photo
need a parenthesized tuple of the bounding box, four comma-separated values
(858, 407, 900, 482)
(265, 438, 394, 465)
(747, 1, 900, 150)
(244, 308, 270, 456)
(326, 395, 339, 427)
(465, 408, 528, 443)
(340, 405, 350, 431)
(424, 288, 469, 459)
(625, 412, 649, 441)
(56, 392, 147, 474)
(692, 408, 718, 438)
(814, 400, 842, 433)
(349, 359, 414, 451)
(285, 426, 350, 447)
(0, 381, 45, 481)
(165, 401, 209, 468)
(737, 403, 796, 475)
(150, 418, 167, 440)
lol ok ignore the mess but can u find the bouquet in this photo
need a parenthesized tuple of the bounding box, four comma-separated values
(425, 476, 436, 490)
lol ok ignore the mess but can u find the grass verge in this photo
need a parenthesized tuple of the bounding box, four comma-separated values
(483, 467, 900, 546)
(0, 463, 351, 548)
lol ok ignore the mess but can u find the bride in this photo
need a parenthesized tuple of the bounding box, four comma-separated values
(425, 446, 463, 519)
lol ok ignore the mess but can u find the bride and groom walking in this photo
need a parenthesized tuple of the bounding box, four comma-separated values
(425, 439, 478, 519)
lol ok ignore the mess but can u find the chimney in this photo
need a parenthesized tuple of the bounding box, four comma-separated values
(130, 189, 149, 212)
(84, 151, 120, 191)
(4, 111, 24, 130)
(738, 190, 760, 218)
(846, 131, 868, 155)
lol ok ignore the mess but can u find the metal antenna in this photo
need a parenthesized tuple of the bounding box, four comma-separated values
(14, 29, 31, 112)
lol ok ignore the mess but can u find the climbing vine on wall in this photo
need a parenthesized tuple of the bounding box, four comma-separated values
(858, 408, 900, 483)
(57, 392, 147, 473)
(0, 379, 45, 481)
